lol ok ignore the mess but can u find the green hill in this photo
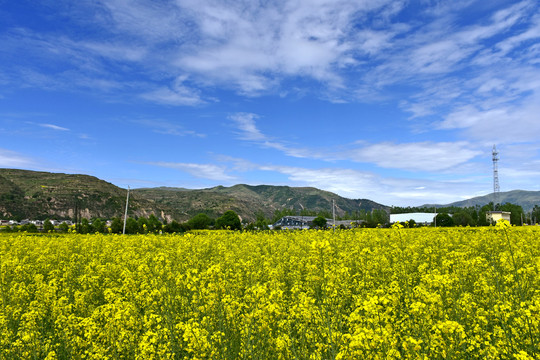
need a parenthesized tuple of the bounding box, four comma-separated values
(439, 190, 540, 212)
(4, 169, 540, 223)
(133, 184, 387, 222)
(0, 169, 387, 222)
(0, 169, 167, 221)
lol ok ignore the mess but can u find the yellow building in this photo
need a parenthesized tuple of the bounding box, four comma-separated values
(486, 211, 511, 224)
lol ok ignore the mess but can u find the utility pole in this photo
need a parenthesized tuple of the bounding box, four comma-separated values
(123, 186, 130, 235)
(74, 194, 78, 233)
(333, 199, 336, 231)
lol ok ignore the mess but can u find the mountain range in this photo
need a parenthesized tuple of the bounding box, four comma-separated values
(0, 169, 386, 222)
(438, 190, 540, 213)
(1, 168, 538, 222)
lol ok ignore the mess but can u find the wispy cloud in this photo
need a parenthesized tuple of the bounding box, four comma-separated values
(439, 92, 540, 143)
(346, 141, 482, 172)
(0, 148, 35, 168)
(256, 164, 487, 205)
(133, 119, 205, 137)
(229, 113, 483, 172)
(39, 123, 70, 131)
(146, 161, 235, 182)
(172, 0, 397, 93)
(140, 76, 205, 106)
(2, 0, 538, 108)
(229, 112, 320, 158)
(229, 113, 265, 141)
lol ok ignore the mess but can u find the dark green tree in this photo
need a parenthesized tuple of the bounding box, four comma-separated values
(215, 210, 242, 230)
(435, 213, 454, 227)
(125, 218, 139, 234)
(80, 218, 93, 234)
(92, 218, 106, 233)
(137, 217, 149, 233)
(532, 205, 540, 225)
(22, 223, 38, 233)
(312, 216, 327, 229)
(500, 203, 524, 225)
(255, 211, 269, 230)
(58, 222, 70, 233)
(147, 214, 162, 233)
(187, 213, 213, 230)
(110, 217, 123, 234)
(164, 220, 188, 233)
(43, 219, 55, 232)
(406, 219, 417, 228)
(452, 211, 475, 227)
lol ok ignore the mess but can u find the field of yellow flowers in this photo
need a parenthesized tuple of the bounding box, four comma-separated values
(1, 223, 539, 359)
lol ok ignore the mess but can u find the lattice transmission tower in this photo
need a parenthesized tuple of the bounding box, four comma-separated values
(492, 145, 500, 206)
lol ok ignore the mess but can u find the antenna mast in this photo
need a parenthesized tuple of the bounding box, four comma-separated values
(492, 145, 500, 207)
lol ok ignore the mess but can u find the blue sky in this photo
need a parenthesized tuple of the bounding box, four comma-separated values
(1, 0, 539, 206)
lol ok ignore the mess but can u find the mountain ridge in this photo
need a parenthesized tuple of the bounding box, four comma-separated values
(2, 168, 539, 221)
(424, 190, 540, 212)
(0, 169, 387, 222)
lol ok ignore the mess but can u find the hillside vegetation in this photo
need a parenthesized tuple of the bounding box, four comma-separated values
(133, 184, 387, 222)
(3, 168, 539, 223)
(0, 169, 386, 222)
(443, 190, 540, 213)
(0, 169, 165, 221)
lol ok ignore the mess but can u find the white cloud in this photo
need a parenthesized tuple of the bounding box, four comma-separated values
(169, 0, 399, 93)
(141, 76, 204, 106)
(39, 123, 70, 131)
(440, 93, 540, 143)
(228, 112, 484, 172)
(229, 112, 322, 159)
(3, 0, 538, 108)
(0, 148, 34, 168)
(256, 164, 487, 206)
(133, 119, 205, 137)
(346, 141, 481, 172)
(229, 113, 265, 141)
(147, 161, 235, 182)
(81, 41, 148, 62)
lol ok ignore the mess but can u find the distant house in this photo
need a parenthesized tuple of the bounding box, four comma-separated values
(486, 211, 511, 224)
(390, 212, 437, 225)
(272, 216, 315, 229)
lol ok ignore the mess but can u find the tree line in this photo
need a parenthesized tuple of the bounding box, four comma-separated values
(0, 210, 244, 234)
(392, 202, 540, 226)
(4, 202, 538, 234)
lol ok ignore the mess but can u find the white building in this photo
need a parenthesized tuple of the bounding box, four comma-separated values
(486, 211, 511, 224)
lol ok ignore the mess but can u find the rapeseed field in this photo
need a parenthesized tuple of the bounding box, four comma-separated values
(1, 223, 539, 359)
